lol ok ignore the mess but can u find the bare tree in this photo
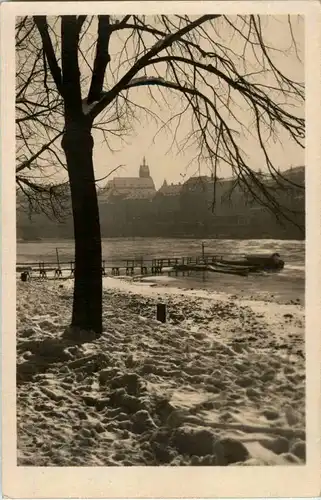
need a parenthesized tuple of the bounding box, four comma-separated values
(16, 16, 68, 223)
(16, 14, 304, 337)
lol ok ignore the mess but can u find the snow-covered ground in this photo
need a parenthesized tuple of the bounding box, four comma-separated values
(17, 277, 305, 466)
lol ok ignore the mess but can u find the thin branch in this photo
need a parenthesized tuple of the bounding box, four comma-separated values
(16, 131, 64, 173)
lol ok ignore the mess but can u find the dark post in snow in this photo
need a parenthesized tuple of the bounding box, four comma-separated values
(156, 303, 166, 323)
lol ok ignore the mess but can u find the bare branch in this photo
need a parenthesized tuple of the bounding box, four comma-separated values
(87, 16, 111, 104)
(16, 131, 64, 173)
(33, 16, 63, 95)
(88, 15, 220, 120)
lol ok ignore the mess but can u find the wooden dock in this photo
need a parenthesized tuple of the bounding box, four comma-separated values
(16, 254, 230, 280)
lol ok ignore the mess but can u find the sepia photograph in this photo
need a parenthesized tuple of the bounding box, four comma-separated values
(2, 0, 321, 498)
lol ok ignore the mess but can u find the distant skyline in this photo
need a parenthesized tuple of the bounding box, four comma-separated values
(98, 154, 305, 192)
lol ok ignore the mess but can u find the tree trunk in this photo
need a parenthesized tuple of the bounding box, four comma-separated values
(61, 121, 102, 335)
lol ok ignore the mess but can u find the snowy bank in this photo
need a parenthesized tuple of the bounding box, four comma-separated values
(17, 278, 305, 466)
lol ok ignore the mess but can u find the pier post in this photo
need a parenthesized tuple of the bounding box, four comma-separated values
(56, 247, 60, 269)
(202, 242, 205, 261)
(156, 303, 166, 323)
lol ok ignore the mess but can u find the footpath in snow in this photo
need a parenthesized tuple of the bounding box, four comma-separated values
(16, 277, 305, 466)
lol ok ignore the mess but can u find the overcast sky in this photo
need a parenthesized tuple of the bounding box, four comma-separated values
(17, 14, 305, 190)
(87, 15, 304, 190)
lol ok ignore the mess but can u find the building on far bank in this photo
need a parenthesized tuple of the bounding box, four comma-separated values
(99, 157, 156, 202)
(16, 160, 305, 241)
(152, 179, 182, 214)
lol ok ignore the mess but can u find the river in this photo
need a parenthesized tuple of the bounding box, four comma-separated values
(17, 237, 305, 303)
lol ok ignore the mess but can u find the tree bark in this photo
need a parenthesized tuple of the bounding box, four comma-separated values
(61, 120, 102, 335)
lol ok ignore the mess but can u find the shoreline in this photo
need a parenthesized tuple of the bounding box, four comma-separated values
(17, 278, 305, 466)
(103, 274, 304, 305)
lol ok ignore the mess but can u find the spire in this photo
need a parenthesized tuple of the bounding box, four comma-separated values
(139, 156, 150, 178)
(162, 179, 168, 187)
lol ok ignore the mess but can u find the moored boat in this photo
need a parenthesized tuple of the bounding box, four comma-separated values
(172, 262, 249, 277)
(214, 261, 259, 273)
(245, 252, 284, 270)
(219, 252, 284, 271)
(207, 264, 249, 277)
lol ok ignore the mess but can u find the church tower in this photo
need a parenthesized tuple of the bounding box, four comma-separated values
(139, 157, 150, 178)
